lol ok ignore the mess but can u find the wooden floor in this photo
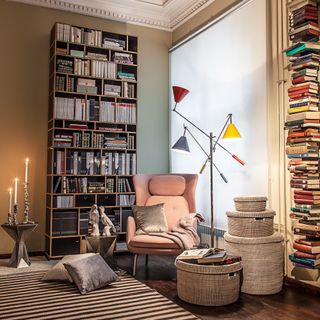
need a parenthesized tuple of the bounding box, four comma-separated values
(116, 254, 320, 320)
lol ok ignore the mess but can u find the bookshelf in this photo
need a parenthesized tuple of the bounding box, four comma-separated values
(46, 23, 138, 259)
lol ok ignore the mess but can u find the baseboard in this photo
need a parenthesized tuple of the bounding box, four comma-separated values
(0, 251, 45, 259)
(284, 276, 320, 296)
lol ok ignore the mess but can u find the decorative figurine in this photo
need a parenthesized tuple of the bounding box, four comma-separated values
(89, 204, 100, 236)
(99, 206, 116, 236)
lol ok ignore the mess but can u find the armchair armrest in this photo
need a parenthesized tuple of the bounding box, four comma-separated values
(126, 216, 136, 245)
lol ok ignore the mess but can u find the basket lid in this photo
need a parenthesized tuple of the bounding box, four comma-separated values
(226, 209, 275, 218)
(234, 196, 267, 202)
(175, 259, 242, 275)
(224, 232, 284, 244)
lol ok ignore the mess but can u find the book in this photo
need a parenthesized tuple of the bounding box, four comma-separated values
(289, 254, 320, 267)
(293, 240, 320, 254)
(284, 42, 320, 56)
(197, 250, 226, 264)
(286, 111, 320, 122)
(176, 248, 219, 260)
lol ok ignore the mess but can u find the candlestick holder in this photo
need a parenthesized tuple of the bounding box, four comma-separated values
(7, 212, 12, 225)
(13, 203, 18, 225)
(23, 182, 32, 224)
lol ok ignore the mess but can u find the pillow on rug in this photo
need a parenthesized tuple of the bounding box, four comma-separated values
(63, 254, 119, 294)
(43, 253, 96, 282)
(132, 203, 168, 235)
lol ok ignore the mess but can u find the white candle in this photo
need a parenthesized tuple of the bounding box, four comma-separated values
(14, 178, 18, 204)
(8, 188, 12, 213)
(25, 158, 29, 183)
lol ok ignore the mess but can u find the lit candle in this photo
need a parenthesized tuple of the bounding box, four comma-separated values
(25, 158, 29, 183)
(8, 188, 12, 213)
(14, 178, 18, 204)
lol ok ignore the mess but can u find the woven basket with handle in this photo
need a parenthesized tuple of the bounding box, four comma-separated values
(176, 260, 242, 306)
(224, 232, 284, 295)
(227, 210, 275, 237)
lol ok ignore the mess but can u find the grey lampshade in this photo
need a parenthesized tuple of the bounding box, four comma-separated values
(171, 135, 190, 153)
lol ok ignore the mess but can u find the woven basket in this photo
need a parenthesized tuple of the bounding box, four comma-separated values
(176, 260, 242, 306)
(224, 232, 284, 295)
(227, 210, 275, 237)
(234, 196, 267, 212)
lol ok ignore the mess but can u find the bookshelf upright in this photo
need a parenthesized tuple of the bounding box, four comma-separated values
(46, 23, 137, 258)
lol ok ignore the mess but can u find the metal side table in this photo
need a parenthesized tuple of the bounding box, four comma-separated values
(1, 223, 38, 268)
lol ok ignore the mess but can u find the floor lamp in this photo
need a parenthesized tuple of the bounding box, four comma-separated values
(171, 86, 245, 248)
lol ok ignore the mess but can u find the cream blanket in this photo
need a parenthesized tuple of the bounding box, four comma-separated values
(148, 213, 205, 250)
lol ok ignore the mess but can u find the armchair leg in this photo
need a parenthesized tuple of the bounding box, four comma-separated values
(145, 254, 148, 265)
(133, 254, 138, 277)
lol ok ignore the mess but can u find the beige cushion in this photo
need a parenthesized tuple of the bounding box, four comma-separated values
(129, 234, 180, 249)
(132, 203, 168, 235)
(149, 175, 186, 196)
(42, 253, 96, 282)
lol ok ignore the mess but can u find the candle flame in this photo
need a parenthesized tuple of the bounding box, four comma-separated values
(14, 177, 18, 182)
(8, 188, 12, 193)
(25, 158, 29, 162)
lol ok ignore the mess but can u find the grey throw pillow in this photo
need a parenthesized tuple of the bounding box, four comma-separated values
(43, 253, 96, 282)
(132, 203, 168, 235)
(63, 254, 119, 294)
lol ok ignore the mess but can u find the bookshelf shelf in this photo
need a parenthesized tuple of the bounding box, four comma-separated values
(46, 22, 138, 258)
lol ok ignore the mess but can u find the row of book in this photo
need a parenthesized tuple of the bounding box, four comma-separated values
(284, 0, 320, 272)
(54, 132, 134, 150)
(118, 194, 136, 206)
(54, 97, 137, 124)
(54, 150, 137, 176)
(74, 59, 117, 79)
(56, 23, 127, 50)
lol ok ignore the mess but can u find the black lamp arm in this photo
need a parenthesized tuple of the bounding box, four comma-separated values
(173, 108, 210, 139)
(184, 126, 209, 158)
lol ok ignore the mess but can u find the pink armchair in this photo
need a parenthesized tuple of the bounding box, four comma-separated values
(127, 173, 198, 276)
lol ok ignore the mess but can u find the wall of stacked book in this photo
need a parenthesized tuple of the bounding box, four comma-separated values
(284, 0, 320, 279)
(46, 23, 138, 258)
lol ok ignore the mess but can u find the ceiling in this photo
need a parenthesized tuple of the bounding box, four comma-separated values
(10, 0, 216, 30)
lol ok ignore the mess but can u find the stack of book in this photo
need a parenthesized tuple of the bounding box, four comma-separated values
(103, 37, 125, 50)
(284, 0, 320, 273)
(290, 238, 320, 268)
(88, 181, 105, 193)
(54, 134, 72, 147)
(104, 84, 121, 96)
(176, 248, 241, 266)
(76, 78, 98, 95)
(113, 52, 134, 64)
(56, 58, 73, 73)
(104, 137, 127, 149)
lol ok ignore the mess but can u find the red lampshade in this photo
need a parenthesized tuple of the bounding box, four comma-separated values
(172, 86, 189, 103)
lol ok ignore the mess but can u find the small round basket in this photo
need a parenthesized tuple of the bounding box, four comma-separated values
(176, 260, 242, 306)
(227, 210, 275, 237)
(234, 196, 267, 212)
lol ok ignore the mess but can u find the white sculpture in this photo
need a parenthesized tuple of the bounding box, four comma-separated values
(99, 206, 116, 236)
(89, 204, 100, 236)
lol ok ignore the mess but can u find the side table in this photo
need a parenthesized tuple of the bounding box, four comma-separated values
(86, 235, 117, 269)
(1, 223, 38, 268)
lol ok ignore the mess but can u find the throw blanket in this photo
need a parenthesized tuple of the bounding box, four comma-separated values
(148, 213, 205, 250)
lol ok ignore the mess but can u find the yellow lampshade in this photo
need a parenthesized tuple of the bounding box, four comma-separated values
(222, 123, 241, 139)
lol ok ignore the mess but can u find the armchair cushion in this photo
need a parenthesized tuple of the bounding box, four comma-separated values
(149, 175, 186, 196)
(129, 234, 180, 249)
(132, 203, 168, 235)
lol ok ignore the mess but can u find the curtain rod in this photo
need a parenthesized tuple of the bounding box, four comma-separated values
(169, 0, 254, 53)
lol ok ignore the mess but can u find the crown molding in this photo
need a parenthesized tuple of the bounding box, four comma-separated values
(9, 0, 216, 31)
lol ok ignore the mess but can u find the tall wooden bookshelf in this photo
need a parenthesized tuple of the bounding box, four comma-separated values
(46, 23, 138, 259)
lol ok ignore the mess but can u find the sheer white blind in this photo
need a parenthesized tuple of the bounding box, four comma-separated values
(170, 0, 268, 230)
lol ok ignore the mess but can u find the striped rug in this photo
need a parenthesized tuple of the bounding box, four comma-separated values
(0, 271, 198, 320)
